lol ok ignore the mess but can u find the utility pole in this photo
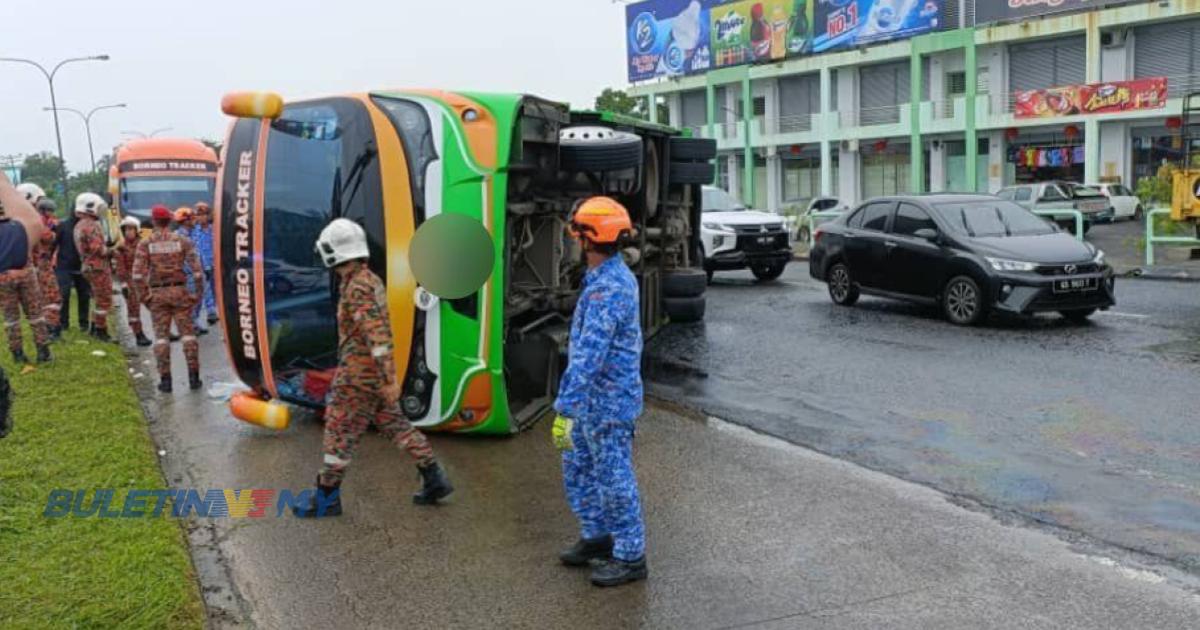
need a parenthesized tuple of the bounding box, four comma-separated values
(0, 55, 111, 199)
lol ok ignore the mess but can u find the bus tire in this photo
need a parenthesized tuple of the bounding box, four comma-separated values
(669, 137, 717, 162)
(664, 295, 706, 323)
(559, 127, 643, 172)
(669, 162, 715, 185)
(663, 269, 707, 298)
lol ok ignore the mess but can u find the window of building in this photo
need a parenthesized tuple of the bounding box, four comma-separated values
(680, 90, 708, 129)
(1134, 19, 1200, 98)
(779, 73, 821, 132)
(1008, 36, 1086, 93)
(947, 71, 968, 96)
(860, 61, 911, 126)
(862, 150, 911, 199)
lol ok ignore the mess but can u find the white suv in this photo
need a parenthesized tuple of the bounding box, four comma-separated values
(1091, 183, 1143, 221)
(700, 186, 791, 282)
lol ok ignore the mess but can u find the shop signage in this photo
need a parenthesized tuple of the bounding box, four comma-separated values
(1014, 77, 1167, 119)
(976, 0, 1147, 24)
(625, 0, 943, 82)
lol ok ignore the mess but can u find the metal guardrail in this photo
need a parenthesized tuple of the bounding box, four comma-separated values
(807, 210, 845, 249)
(1032, 208, 1085, 241)
(1144, 208, 1200, 266)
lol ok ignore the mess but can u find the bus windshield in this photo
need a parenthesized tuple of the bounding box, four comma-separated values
(120, 176, 214, 221)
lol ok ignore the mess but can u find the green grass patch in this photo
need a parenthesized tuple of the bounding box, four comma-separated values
(0, 315, 204, 628)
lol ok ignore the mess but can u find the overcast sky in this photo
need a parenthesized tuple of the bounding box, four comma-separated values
(1, 0, 630, 173)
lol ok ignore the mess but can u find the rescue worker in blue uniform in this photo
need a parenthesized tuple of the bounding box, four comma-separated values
(552, 196, 647, 587)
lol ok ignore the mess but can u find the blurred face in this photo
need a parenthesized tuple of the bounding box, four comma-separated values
(122, 226, 138, 240)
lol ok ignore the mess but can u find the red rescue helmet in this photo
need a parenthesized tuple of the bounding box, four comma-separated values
(152, 205, 173, 222)
(569, 196, 633, 245)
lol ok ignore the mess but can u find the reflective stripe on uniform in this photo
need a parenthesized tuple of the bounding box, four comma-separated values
(29, 318, 44, 324)
(372, 345, 391, 358)
(4, 321, 19, 328)
(93, 309, 107, 315)
(323, 453, 350, 467)
(154, 339, 169, 346)
(181, 335, 197, 342)
(129, 317, 140, 323)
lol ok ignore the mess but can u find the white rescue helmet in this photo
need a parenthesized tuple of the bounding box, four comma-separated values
(16, 183, 46, 203)
(120, 216, 141, 231)
(74, 192, 106, 217)
(314, 218, 369, 268)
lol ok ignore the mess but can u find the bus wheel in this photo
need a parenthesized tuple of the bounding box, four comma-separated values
(559, 127, 643, 172)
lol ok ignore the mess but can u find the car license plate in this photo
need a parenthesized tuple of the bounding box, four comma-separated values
(1053, 277, 1098, 293)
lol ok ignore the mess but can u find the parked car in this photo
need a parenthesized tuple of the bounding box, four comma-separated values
(809, 194, 1115, 325)
(996, 182, 1114, 233)
(1091, 183, 1143, 221)
(793, 196, 849, 243)
(700, 185, 792, 282)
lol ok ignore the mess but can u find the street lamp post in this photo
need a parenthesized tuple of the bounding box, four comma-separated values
(121, 127, 174, 139)
(44, 103, 127, 172)
(0, 55, 110, 200)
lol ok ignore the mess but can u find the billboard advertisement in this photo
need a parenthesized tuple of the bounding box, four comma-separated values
(1014, 77, 1168, 119)
(626, 0, 717, 82)
(975, 0, 1143, 25)
(709, 0, 813, 68)
(625, 0, 943, 81)
(812, 0, 943, 53)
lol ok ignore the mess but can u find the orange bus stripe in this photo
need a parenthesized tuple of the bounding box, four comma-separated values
(251, 120, 276, 398)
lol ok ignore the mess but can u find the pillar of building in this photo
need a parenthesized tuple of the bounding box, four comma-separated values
(819, 66, 834, 197)
(766, 149, 781, 213)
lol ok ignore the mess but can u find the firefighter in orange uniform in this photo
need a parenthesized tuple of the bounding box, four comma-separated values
(72, 192, 114, 342)
(115, 216, 151, 347)
(132, 205, 204, 393)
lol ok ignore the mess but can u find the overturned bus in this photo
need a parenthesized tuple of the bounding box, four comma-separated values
(215, 90, 715, 434)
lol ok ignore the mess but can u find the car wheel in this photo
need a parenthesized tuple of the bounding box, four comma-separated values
(559, 127, 643, 172)
(797, 226, 811, 244)
(943, 276, 986, 326)
(1134, 205, 1144, 222)
(663, 295, 706, 323)
(751, 262, 786, 282)
(1060, 308, 1096, 324)
(705, 269, 714, 284)
(663, 268, 707, 298)
(1082, 221, 1091, 235)
(669, 162, 716, 185)
(668, 137, 717, 162)
(826, 263, 859, 306)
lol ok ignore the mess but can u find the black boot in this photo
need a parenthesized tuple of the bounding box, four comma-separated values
(94, 329, 112, 343)
(559, 535, 614, 567)
(49, 326, 62, 342)
(157, 376, 172, 393)
(590, 557, 648, 587)
(412, 461, 453, 505)
(135, 332, 152, 347)
(36, 345, 52, 364)
(189, 370, 202, 391)
(293, 479, 342, 518)
(11, 350, 28, 365)
(169, 333, 180, 342)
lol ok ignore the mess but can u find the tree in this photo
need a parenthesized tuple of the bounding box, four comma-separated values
(20, 152, 64, 191)
(594, 88, 670, 124)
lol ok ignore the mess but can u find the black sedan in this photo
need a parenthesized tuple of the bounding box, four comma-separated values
(809, 195, 1115, 325)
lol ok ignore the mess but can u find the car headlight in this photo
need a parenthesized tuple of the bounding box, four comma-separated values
(985, 257, 1037, 272)
(1092, 249, 1105, 265)
(703, 222, 735, 232)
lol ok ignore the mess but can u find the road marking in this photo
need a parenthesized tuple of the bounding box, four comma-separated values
(1097, 311, 1150, 319)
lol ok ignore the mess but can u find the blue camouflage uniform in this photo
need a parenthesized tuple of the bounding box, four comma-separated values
(555, 254, 645, 562)
(191, 223, 216, 317)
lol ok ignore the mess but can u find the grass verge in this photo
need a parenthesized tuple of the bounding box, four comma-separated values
(0, 318, 204, 628)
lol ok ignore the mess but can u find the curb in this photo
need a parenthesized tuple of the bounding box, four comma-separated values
(1118, 269, 1200, 283)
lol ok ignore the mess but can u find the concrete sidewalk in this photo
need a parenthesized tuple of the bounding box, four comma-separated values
(131, 335, 1200, 629)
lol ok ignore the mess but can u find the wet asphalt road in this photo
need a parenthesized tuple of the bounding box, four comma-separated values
(646, 263, 1200, 572)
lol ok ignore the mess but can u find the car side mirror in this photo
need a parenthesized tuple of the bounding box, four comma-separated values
(913, 228, 939, 242)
